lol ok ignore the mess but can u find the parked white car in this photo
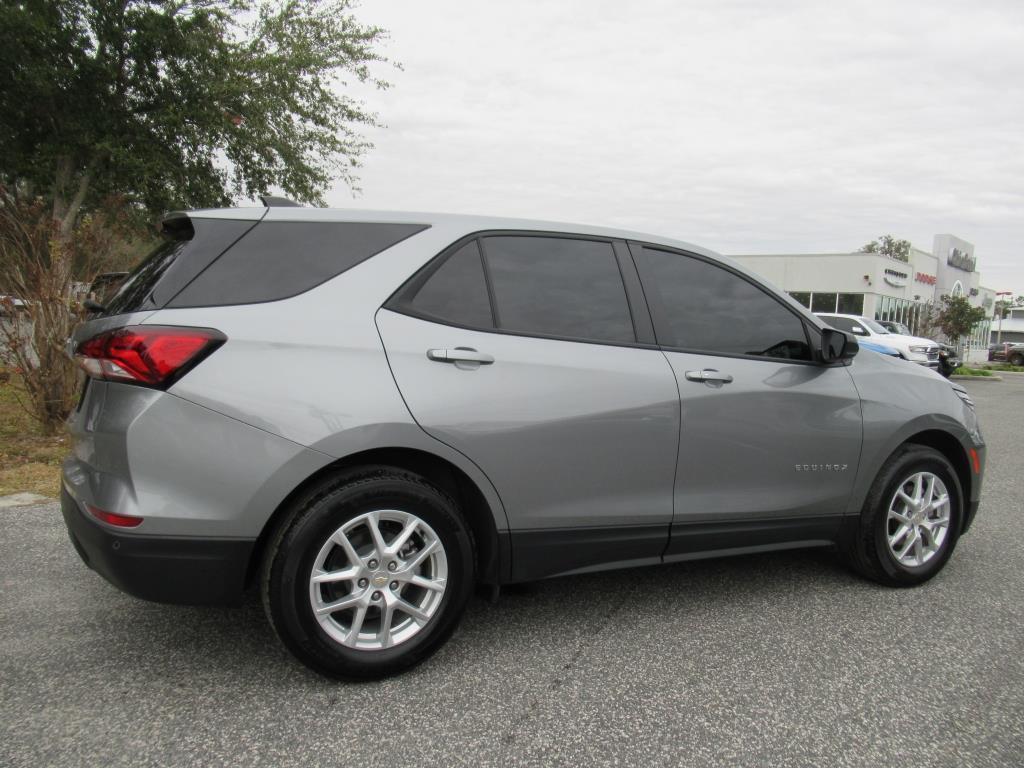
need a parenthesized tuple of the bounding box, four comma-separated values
(816, 313, 940, 368)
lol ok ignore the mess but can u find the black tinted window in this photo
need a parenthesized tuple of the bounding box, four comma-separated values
(105, 218, 254, 315)
(482, 236, 635, 343)
(407, 241, 493, 328)
(170, 221, 427, 307)
(820, 315, 864, 334)
(638, 248, 811, 360)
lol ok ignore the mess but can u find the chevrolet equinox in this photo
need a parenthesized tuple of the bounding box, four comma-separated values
(61, 203, 986, 679)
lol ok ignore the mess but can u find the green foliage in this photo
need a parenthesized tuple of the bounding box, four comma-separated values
(0, 0, 391, 225)
(937, 294, 987, 343)
(860, 234, 911, 263)
(0, 1, 391, 432)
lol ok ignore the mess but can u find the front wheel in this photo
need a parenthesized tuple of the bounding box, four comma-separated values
(844, 445, 962, 587)
(262, 467, 475, 680)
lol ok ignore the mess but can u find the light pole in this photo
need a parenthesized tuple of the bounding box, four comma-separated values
(996, 291, 1012, 346)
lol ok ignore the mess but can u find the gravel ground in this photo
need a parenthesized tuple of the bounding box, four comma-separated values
(2, 377, 1022, 767)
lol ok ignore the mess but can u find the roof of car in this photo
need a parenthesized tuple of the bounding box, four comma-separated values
(815, 313, 868, 320)
(181, 206, 723, 262)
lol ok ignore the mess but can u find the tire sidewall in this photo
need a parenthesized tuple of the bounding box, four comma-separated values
(268, 472, 474, 679)
(869, 449, 962, 584)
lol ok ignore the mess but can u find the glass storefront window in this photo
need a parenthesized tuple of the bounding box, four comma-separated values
(811, 292, 838, 313)
(876, 294, 892, 319)
(836, 293, 864, 315)
(788, 291, 811, 308)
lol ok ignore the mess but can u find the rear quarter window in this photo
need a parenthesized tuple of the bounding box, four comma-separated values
(168, 221, 428, 308)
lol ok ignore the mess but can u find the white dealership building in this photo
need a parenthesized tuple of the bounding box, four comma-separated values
(731, 234, 995, 360)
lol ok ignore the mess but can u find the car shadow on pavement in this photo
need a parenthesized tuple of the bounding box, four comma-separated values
(82, 545, 860, 686)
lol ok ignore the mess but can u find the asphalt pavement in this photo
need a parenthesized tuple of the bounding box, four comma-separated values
(2, 376, 1022, 767)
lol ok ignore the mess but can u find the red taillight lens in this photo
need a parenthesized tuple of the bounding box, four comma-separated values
(86, 504, 143, 528)
(75, 325, 225, 388)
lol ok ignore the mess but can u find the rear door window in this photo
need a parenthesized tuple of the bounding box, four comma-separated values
(481, 236, 636, 343)
(404, 240, 494, 328)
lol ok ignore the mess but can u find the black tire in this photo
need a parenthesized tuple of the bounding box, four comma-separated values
(1010, 354, 1023, 367)
(844, 444, 962, 587)
(261, 466, 475, 680)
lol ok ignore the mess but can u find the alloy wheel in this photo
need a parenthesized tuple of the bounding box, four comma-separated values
(886, 471, 951, 568)
(309, 509, 448, 650)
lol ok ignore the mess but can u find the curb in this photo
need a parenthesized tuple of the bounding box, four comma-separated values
(950, 375, 1003, 382)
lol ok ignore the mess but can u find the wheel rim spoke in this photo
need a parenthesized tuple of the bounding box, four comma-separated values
(315, 594, 361, 615)
(309, 508, 449, 651)
(345, 605, 368, 644)
(387, 518, 419, 555)
(410, 574, 447, 592)
(397, 599, 431, 625)
(379, 601, 398, 649)
(311, 566, 360, 584)
(365, 511, 389, 558)
(331, 529, 362, 566)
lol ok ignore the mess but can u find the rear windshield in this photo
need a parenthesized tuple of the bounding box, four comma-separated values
(103, 217, 255, 315)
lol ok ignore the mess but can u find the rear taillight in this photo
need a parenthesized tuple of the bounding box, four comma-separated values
(74, 325, 225, 388)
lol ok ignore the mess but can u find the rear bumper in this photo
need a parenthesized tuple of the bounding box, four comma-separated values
(61, 487, 254, 606)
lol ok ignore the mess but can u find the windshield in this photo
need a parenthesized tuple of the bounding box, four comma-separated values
(863, 319, 890, 334)
(103, 239, 188, 315)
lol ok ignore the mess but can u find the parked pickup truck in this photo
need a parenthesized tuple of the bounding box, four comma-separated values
(988, 343, 1024, 366)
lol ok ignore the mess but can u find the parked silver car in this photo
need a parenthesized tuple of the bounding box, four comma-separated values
(61, 205, 986, 679)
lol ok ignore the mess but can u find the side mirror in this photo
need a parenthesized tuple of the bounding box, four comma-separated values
(820, 328, 859, 364)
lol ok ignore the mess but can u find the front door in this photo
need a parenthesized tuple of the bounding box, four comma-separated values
(630, 243, 863, 556)
(377, 235, 680, 579)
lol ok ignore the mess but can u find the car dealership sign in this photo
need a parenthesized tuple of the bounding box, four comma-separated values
(915, 272, 937, 285)
(947, 247, 976, 272)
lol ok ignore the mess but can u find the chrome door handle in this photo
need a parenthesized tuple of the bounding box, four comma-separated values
(427, 347, 495, 365)
(684, 369, 733, 384)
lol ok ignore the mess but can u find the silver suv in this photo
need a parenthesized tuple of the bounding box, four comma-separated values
(61, 205, 986, 679)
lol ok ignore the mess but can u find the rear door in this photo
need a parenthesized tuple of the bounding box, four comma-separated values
(630, 244, 863, 557)
(377, 234, 680, 580)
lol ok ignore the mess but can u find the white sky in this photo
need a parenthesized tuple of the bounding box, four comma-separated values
(329, 0, 1024, 295)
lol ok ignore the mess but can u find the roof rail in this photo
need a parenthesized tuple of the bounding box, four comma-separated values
(259, 195, 302, 207)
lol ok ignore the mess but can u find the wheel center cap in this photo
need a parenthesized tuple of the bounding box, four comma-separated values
(371, 573, 388, 587)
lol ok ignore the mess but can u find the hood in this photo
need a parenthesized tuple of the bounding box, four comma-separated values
(885, 333, 938, 347)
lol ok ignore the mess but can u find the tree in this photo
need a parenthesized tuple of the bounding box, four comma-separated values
(860, 234, 911, 263)
(0, 0, 391, 231)
(0, 1, 392, 432)
(936, 294, 987, 348)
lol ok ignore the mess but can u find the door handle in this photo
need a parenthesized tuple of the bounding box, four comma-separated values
(427, 347, 495, 365)
(684, 369, 733, 384)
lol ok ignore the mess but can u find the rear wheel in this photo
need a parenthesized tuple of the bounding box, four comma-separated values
(262, 467, 475, 680)
(1010, 353, 1023, 367)
(845, 445, 962, 586)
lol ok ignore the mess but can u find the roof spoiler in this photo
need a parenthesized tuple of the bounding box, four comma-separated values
(259, 195, 302, 207)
